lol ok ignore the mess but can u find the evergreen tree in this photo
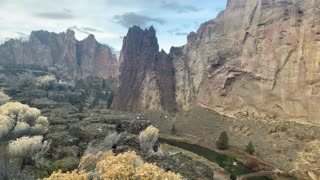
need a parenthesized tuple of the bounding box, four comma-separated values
(92, 96, 99, 107)
(245, 141, 255, 155)
(107, 91, 114, 109)
(216, 131, 229, 150)
(170, 125, 176, 134)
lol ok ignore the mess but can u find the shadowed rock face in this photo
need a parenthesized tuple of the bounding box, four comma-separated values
(113, 26, 176, 112)
(0, 29, 118, 79)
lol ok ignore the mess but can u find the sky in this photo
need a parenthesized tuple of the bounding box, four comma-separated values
(0, 0, 227, 52)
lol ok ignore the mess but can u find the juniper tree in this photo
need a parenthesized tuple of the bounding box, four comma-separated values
(216, 131, 229, 150)
(245, 141, 255, 155)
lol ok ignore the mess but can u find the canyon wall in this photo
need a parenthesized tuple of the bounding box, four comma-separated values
(113, 26, 176, 112)
(188, 0, 320, 125)
(116, 0, 320, 125)
(0, 29, 118, 79)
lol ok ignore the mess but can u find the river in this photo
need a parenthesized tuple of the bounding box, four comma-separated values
(160, 138, 271, 180)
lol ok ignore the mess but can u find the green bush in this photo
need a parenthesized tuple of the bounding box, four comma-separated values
(216, 131, 229, 150)
(50, 156, 80, 172)
(245, 141, 255, 155)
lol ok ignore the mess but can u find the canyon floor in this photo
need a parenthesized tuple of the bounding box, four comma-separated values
(146, 105, 320, 179)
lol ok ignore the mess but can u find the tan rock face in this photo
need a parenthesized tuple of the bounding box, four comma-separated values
(0, 30, 118, 80)
(173, 0, 320, 125)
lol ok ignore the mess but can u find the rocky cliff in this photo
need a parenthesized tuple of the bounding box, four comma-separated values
(186, 0, 320, 125)
(113, 26, 176, 112)
(116, 0, 320, 125)
(0, 30, 118, 79)
(113, 1, 320, 176)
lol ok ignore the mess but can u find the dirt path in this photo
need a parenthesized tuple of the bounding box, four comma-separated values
(198, 102, 320, 128)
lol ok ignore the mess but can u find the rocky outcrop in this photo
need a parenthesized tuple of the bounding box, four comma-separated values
(116, 0, 320, 124)
(175, 0, 320, 125)
(113, 26, 176, 112)
(0, 30, 118, 79)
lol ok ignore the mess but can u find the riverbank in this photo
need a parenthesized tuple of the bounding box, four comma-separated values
(159, 134, 298, 180)
(160, 143, 230, 180)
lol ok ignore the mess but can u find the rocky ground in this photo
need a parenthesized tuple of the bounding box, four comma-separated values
(0, 65, 216, 179)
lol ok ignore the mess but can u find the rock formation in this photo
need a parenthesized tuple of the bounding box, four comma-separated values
(187, 0, 320, 125)
(116, 0, 320, 125)
(0, 29, 118, 79)
(114, 1, 320, 176)
(113, 26, 176, 112)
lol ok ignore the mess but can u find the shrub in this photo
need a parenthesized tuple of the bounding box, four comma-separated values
(139, 125, 159, 155)
(216, 131, 229, 150)
(50, 156, 80, 172)
(44, 170, 88, 180)
(9, 136, 43, 157)
(56, 80, 75, 91)
(0, 102, 49, 140)
(171, 125, 176, 134)
(96, 151, 181, 180)
(8, 136, 51, 169)
(0, 91, 10, 105)
(134, 162, 181, 179)
(245, 141, 255, 155)
(46, 151, 181, 180)
(0, 73, 7, 82)
(36, 75, 57, 90)
(17, 72, 36, 88)
(0, 114, 12, 140)
(0, 102, 50, 178)
(0, 141, 9, 180)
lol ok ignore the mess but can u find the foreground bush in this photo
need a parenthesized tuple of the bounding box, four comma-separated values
(0, 100, 50, 178)
(0, 102, 49, 140)
(139, 125, 159, 155)
(9, 136, 51, 167)
(9, 136, 44, 157)
(46, 151, 181, 180)
(44, 170, 88, 180)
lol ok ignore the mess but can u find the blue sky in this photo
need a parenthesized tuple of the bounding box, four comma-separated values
(0, 0, 227, 52)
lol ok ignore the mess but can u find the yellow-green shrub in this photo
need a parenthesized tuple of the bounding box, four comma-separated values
(46, 151, 182, 180)
(44, 170, 88, 180)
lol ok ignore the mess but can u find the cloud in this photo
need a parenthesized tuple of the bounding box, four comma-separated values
(16, 32, 28, 37)
(69, 26, 90, 35)
(168, 28, 188, 36)
(175, 32, 188, 36)
(63, 8, 72, 13)
(34, 9, 74, 20)
(68, 26, 105, 35)
(160, 1, 200, 13)
(82, 27, 104, 33)
(113, 12, 165, 28)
